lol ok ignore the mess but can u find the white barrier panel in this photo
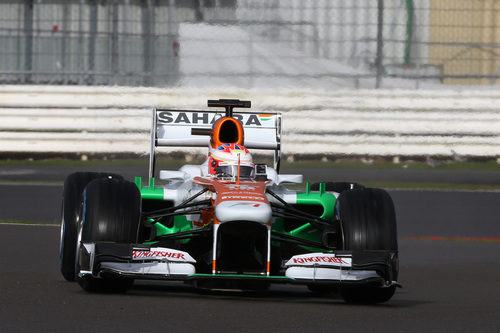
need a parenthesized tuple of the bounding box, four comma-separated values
(0, 86, 499, 157)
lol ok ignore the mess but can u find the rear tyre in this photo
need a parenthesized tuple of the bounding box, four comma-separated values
(59, 172, 122, 282)
(336, 188, 398, 304)
(76, 178, 141, 293)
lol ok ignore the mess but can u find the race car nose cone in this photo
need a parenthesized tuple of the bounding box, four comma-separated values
(215, 201, 272, 224)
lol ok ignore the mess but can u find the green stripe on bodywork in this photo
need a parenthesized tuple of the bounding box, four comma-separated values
(190, 273, 294, 280)
(295, 184, 335, 221)
(136, 177, 164, 200)
(272, 183, 336, 250)
(155, 215, 192, 235)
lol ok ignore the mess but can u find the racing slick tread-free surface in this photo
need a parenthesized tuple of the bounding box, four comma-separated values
(81, 178, 141, 243)
(336, 188, 398, 303)
(338, 188, 397, 251)
(77, 178, 141, 292)
(60, 172, 122, 282)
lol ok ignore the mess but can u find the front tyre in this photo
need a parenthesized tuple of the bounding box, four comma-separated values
(336, 188, 398, 304)
(60, 172, 122, 281)
(76, 178, 141, 293)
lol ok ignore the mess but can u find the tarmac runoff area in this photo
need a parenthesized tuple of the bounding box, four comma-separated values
(1, 165, 500, 331)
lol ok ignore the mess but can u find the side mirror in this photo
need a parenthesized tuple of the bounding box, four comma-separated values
(254, 164, 268, 180)
(276, 174, 303, 185)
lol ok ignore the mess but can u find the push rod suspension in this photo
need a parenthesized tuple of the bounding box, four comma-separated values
(271, 231, 332, 250)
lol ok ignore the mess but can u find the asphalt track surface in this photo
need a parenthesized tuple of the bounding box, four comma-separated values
(1, 164, 500, 332)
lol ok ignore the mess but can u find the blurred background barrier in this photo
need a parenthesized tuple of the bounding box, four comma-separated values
(1, 0, 500, 89)
(1, 1, 499, 159)
(0, 85, 499, 159)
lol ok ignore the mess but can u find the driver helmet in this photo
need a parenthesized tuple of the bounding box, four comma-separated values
(209, 143, 254, 178)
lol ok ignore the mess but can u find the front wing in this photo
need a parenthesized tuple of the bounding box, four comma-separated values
(78, 242, 398, 288)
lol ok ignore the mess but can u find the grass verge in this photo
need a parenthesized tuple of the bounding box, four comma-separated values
(0, 219, 59, 226)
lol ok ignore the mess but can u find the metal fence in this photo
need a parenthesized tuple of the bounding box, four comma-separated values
(0, 0, 183, 86)
(0, 0, 499, 88)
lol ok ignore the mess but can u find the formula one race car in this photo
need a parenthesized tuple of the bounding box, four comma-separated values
(59, 99, 399, 303)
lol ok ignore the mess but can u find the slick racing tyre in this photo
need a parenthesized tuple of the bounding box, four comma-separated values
(310, 182, 365, 193)
(307, 182, 365, 295)
(336, 188, 398, 304)
(76, 178, 141, 293)
(60, 172, 122, 282)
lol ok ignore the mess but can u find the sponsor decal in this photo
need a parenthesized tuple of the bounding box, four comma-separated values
(228, 202, 261, 208)
(221, 195, 266, 201)
(158, 112, 211, 125)
(238, 114, 262, 126)
(285, 253, 352, 267)
(225, 184, 255, 191)
(133, 250, 185, 260)
(292, 256, 349, 265)
(157, 111, 275, 127)
(213, 180, 268, 203)
(259, 114, 273, 121)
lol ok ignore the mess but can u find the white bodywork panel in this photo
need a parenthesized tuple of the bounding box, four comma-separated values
(276, 174, 303, 185)
(285, 266, 380, 281)
(83, 245, 196, 277)
(284, 253, 380, 281)
(159, 170, 191, 181)
(100, 262, 196, 277)
(215, 201, 272, 223)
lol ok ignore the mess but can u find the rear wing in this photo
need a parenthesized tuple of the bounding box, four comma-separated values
(149, 106, 282, 180)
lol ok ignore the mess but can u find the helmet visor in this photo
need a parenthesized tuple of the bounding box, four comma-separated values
(215, 165, 254, 179)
